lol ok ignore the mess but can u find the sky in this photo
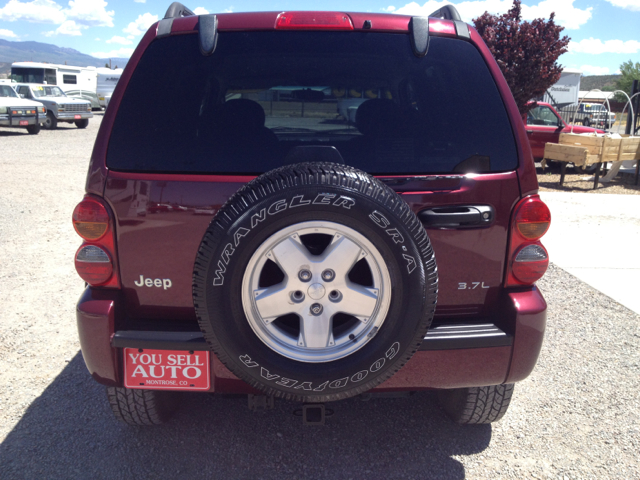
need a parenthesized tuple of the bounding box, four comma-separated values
(0, 0, 638, 74)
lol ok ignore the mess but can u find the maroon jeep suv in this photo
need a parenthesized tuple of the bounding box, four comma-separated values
(73, 3, 550, 426)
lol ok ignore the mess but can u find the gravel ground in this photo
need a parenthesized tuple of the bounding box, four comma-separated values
(1, 117, 639, 479)
(537, 163, 640, 195)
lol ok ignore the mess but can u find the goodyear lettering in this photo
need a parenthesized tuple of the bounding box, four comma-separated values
(237, 344, 400, 393)
(260, 367, 279, 381)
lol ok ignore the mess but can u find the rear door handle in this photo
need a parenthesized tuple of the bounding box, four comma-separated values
(418, 205, 494, 228)
(526, 129, 533, 133)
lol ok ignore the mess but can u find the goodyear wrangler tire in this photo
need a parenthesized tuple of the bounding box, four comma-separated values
(193, 163, 437, 402)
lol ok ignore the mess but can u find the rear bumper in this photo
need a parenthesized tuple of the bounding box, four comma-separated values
(77, 286, 546, 392)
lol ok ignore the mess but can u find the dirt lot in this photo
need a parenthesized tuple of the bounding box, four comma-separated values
(1, 117, 639, 479)
(537, 163, 640, 195)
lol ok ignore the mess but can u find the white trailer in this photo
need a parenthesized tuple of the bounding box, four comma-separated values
(10, 62, 123, 108)
(11, 62, 96, 91)
(96, 68, 123, 107)
(543, 68, 582, 107)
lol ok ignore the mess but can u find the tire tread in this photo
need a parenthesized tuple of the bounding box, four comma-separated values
(438, 383, 514, 424)
(106, 387, 178, 426)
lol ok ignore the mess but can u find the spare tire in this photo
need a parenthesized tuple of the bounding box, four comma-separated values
(193, 163, 437, 402)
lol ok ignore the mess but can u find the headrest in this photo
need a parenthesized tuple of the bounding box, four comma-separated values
(217, 98, 266, 130)
(355, 99, 404, 137)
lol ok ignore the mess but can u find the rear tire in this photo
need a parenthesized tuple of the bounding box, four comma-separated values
(437, 384, 514, 424)
(75, 119, 89, 129)
(43, 112, 57, 130)
(107, 387, 180, 425)
(26, 124, 40, 135)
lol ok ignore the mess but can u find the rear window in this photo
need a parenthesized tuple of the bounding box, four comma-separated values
(107, 31, 517, 175)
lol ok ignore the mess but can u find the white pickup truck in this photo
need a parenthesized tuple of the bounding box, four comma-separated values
(0, 83, 46, 134)
(13, 83, 93, 130)
(575, 103, 617, 129)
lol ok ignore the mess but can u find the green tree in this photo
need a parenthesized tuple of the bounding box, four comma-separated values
(615, 60, 640, 98)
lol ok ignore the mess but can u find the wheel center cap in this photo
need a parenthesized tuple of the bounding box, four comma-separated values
(307, 283, 326, 300)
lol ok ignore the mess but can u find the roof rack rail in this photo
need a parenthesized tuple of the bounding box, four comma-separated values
(428, 5, 461, 21)
(158, 2, 218, 56)
(164, 2, 195, 19)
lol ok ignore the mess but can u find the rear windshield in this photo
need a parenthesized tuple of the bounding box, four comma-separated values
(107, 32, 517, 175)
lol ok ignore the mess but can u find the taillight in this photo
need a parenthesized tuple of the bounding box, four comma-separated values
(75, 245, 113, 285)
(512, 245, 549, 284)
(514, 197, 550, 239)
(73, 195, 119, 288)
(73, 197, 109, 240)
(276, 12, 354, 30)
(505, 195, 551, 287)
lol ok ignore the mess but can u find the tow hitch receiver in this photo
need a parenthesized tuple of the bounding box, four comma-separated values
(302, 404, 326, 426)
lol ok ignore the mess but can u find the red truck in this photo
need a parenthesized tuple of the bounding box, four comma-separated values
(526, 102, 605, 171)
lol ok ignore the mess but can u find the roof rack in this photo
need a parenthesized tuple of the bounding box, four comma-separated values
(428, 5, 461, 21)
(158, 2, 218, 56)
(164, 2, 194, 19)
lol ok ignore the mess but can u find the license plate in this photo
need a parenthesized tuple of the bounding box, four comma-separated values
(124, 348, 210, 391)
(74, 114, 81, 119)
(19, 120, 28, 126)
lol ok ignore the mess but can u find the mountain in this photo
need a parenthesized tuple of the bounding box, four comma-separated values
(581, 75, 621, 92)
(0, 39, 129, 69)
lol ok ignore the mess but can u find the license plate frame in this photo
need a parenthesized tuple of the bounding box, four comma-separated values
(74, 114, 81, 119)
(123, 348, 211, 391)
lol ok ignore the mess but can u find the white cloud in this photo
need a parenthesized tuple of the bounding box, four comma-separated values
(134, 0, 145, 2)
(605, 0, 640, 11)
(65, 0, 114, 27)
(393, 0, 591, 30)
(92, 47, 135, 58)
(580, 65, 610, 75)
(126, 35, 134, 39)
(95, 37, 100, 40)
(224, 6, 233, 12)
(106, 35, 132, 44)
(569, 38, 640, 54)
(194, 7, 209, 14)
(123, 12, 158, 36)
(0, 0, 113, 35)
(0, 28, 18, 38)
(382, 5, 396, 12)
(43, 19, 87, 36)
(0, 0, 65, 24)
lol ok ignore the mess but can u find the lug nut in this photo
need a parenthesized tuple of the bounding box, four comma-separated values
(328, 290, 342, 302)
(310, 303, 323, 316)
(298, 269, 312, 282)
(291, 290, 305, 303)
(321, 269, 335, 282)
